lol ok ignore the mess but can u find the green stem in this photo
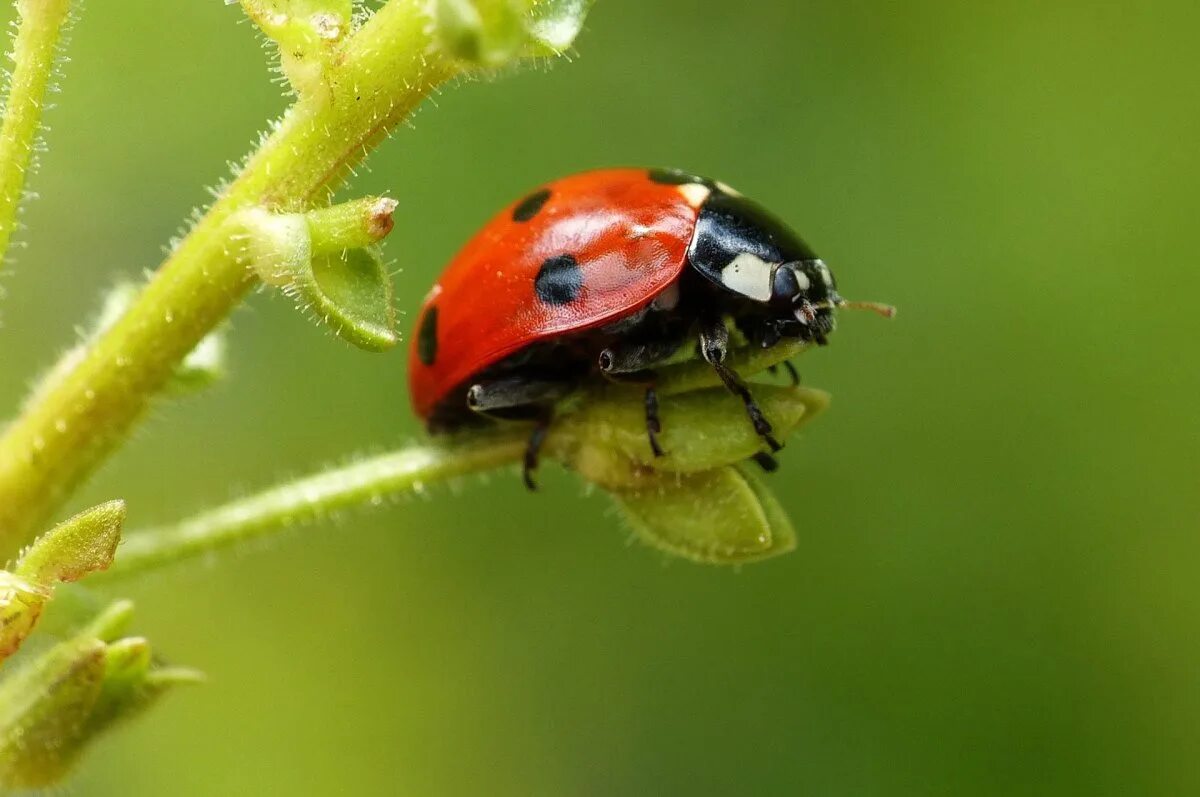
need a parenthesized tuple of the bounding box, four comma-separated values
(0, 0, 459, 555)
(95, 432, 527, 583)
(0, 0, 74, 263)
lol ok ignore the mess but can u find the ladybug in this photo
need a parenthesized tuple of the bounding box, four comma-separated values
(408, 168, 891, 489)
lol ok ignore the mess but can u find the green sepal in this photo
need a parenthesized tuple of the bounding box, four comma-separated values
(612, 464, 797, 565)
(240, 0, 353, 96)
(0, 501, 126, 663)
(656, 338, 812, 397)
(170, 325, 227, 393)
(436, 0, 526, 67)
(434, 0, 594, 67)
(552, 384, 828, 489)
(525, 0, 596, 54)
(15, 500, 125, 585)
(0, 572, 50, 659)
(238, 199, 399, 352)
(0, 601, 199, 791)
(0, 638, 106, 789)
(309, 245, 398, 352)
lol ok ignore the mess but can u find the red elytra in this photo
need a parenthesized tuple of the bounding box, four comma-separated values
(408, 168, 703, 421)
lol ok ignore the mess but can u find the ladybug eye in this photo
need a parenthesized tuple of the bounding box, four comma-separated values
(771, 263, 810, 304)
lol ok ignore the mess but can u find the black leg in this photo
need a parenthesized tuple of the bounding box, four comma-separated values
(751, 451, 779, 473)
(467, 377, 571, 412)
(598, 338, 681, 374)
(712, 362, 782, 452)
(523, 408, 552, 491)
(782, 360, 800, 387)
(644, 386, 664, 457)
(597, 345, 671, 458)
(467, 376, 575, 490)
(698, 315, 730, 366)
(699, 317, 782, 453)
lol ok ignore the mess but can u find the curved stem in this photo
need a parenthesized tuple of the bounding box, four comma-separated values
(0, 0, 458, 555)
(94, 432, 527, 583)
(0, 0, 74, 263)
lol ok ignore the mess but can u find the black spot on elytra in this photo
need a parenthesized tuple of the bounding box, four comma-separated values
(648, 168, 717, 189)
(417, 306, 438, 365)
(534, 254, 583, 305)
(512, 188, 551, 222)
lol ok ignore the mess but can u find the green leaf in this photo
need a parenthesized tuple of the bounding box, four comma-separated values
(0, 601, 199, 791)
(612, 464, 797, 565)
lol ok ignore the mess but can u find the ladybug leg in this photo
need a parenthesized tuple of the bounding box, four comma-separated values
(522, 408, 553, 492)
(466, 377, 575, 491)
(644, 386, 664, 457)
(699, 317, 783, 453)
(751, 451, 780, 473)
(595, 367, 665, 457)
(782, 360, 800, 387)
(599, 342, 683, 458)
(767, 362, 799, 386)
(597, 339, 680, 374)
(466, 377, 572, 413)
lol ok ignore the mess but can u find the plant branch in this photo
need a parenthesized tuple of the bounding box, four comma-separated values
(0, 0, 461, 554)
(0, 0, 74, 264)
(96, 432, 527, 582)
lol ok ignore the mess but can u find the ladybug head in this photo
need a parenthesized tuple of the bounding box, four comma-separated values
(767, 259, 841, 342)
(689, 189, 895, 346)
(763, 260, 896, 345)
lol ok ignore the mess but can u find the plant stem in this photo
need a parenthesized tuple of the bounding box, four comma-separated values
(94, 432, 527, 583)
(0, 0, 73, 263)
(0, 0, 458, 555)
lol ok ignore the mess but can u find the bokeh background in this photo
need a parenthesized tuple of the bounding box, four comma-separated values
(1, 0, 1198, 794)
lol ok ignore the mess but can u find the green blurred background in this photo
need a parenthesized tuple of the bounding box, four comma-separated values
(2, 0, 1198, 793)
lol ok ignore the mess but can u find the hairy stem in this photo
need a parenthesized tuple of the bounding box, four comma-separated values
(0, 0, 73, 263)
(0, 0, 458, 555)
(95, 432, 527, 582)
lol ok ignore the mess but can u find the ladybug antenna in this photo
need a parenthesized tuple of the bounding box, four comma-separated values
(839, 298, 897, 318)
(810, 296, 897, 319)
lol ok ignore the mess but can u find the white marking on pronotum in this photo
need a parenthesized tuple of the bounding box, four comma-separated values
(720, 253, 775, 302)
(676, 183, 711, 207)
(792, 269, 811, 293)
(812, 259, 834, 288)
